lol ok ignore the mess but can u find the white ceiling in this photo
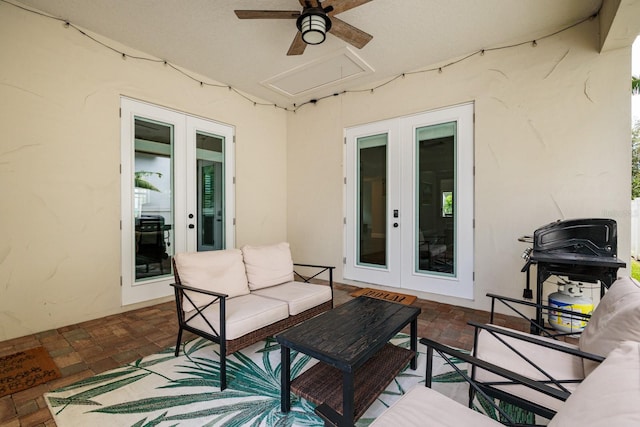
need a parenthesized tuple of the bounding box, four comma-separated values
(15, 0, 608, 108)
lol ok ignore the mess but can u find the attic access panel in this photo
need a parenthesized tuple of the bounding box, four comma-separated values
(262, 48, 373, 98)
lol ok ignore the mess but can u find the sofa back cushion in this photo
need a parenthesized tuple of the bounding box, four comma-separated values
(579, 276, 640, 375)
(548, 340, 640, 426)
(174, 249, 249, 311)
(241, 242, 294, 290)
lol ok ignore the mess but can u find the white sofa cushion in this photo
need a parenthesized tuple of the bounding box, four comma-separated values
(185, 293, 289, 341)
(548, 340, 640, 427)
(474, 325, 583, 413)
(252, 281, 332, 315)
(174, 249, 250, 311)
(578, 276, 640, 375)
(241, 242, 294, 290)
(371, 385, 501, 427)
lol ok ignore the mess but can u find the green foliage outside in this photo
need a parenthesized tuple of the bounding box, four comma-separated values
(631, 75, 640, 198)
(632, 259, 640, 281)
(443, 192, 453, 215)
(631, 77, 640, 270)
(633, 121, 640, 199)
(135, 171, 162, 192)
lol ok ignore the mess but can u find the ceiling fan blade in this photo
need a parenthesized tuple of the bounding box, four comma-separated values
(287, 32, 307, 56)
(323, 0, 372, 16)
(329, 16, 372, 49)
(234, 10, 300, 19)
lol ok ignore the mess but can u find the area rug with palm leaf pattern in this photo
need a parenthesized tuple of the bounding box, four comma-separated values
(45, 334, 538, 426)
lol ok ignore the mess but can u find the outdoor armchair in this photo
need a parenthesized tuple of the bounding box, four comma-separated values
(470, 276, 640, 418)
(371, 338, 640, 426)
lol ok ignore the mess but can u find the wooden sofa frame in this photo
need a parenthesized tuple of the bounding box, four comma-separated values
(171, 260, 334, 390)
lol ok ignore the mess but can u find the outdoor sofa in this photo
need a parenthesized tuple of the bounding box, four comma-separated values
(171, 242, 334, 390)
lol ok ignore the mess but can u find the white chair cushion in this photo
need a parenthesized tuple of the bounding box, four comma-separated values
(548, 340, 640, 427)
(427, 243, 446, 256)
(252, 281, 332, 315)
(185, 294, 289, 341)
(174, 250, 250, 311)
(474, 325, 583, 412)
(371, 385, 501, 427)
(241, 242, 294, 290)
(579, 276, 640, 375)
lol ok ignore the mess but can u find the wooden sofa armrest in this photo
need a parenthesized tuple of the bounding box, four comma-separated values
(293, 263, 335, 287)
(421, 337, 563, 426)
(469, 321, 605, 363)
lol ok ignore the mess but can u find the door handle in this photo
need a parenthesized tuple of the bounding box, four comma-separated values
(393, 223, 399, 228)
(188, 224, 195, 229)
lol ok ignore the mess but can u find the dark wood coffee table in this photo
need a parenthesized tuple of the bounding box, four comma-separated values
(277, 296, 421, 426)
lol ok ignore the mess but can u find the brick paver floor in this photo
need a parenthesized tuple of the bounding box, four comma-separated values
(0, 283, 529, 427)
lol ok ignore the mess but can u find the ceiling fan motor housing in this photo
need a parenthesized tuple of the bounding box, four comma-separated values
(234, 0, 371, 55)
(296, 5, 333, 45)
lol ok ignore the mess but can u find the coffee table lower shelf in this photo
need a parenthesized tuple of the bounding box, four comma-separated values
(290, 343, 415, 422)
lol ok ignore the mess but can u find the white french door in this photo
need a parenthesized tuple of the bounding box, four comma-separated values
(345, 103, 474, 299)
(345, 118, 401, 286)
(120, 98, 235, 305)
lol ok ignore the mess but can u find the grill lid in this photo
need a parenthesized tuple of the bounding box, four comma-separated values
(532, 218, 617, 258)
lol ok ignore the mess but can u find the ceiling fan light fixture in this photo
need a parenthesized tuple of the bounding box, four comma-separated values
(297, 8, 332, 45)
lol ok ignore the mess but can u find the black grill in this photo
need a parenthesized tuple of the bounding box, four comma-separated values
(532, 218, 617, 258)
(521, 218, 624, 270)
(520, 218, 625, 333)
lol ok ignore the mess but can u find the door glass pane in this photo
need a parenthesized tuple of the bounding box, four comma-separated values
(134, 118, 173, 281)
(416, 122, 455, 275)
(358, 134, 387, 267)
(196, 132, 224, 251)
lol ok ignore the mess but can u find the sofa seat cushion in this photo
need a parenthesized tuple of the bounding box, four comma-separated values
(474, 325, 583, 412)
(423, 243, 446, 257)
(578, 276, 640, 375)
(185, 294, 289, 341)
(371, 385, 501, 427)
(252, 281, 332, 315)
(548, 340, 640, 426)
(174, 249, 249, 311)
(242, 242, 294, 290)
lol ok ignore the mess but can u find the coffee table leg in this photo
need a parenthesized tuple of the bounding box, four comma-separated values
(410, 318, 417, 370)
(343, 372, 354, 426)
(280, 345, 291, 413)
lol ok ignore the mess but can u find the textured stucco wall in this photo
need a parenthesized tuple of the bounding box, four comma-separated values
(287, 18, 632, 313)
(0, 3, 633, 341)
(0, 4, 287, 341)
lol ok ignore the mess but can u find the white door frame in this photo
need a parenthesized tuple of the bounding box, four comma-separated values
(344, 103, 474, 299)
(400, 103, 474, 299)
(185, 116, 235, 253)
(344, 118, 401, 286)
(120, 97, 235, 306)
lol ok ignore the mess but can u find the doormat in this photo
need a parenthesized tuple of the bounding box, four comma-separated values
(350, 288, 417, 305)
(0, 346, 61, 398)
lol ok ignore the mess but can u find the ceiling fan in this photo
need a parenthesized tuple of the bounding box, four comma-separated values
(234, 0, 373, 56)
